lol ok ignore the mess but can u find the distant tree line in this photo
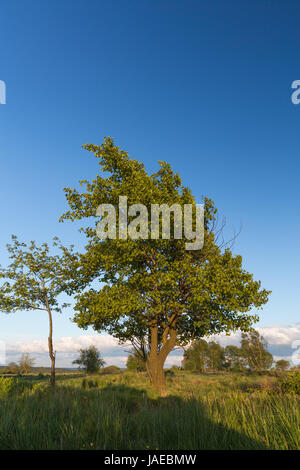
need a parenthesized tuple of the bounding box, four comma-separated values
(181, 330, 287, 373)
(126, 329, 290, 374)
(1, 353, 35, 375)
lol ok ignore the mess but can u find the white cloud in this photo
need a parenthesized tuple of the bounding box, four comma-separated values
(208, 323, 300, 347)
(257, 324, 300, 345)
(7, 334, 126, 355)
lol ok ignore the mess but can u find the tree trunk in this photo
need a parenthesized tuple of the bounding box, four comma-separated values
(148, 358, 167, 396)
(48, 336, 56, 388)
(147, 325, 177, 396)
(45, 296, 56, 388)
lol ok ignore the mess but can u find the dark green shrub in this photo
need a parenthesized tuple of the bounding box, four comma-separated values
(0, 377, 33, 398)
(0, 377, 15, 397)
(31, 382, 50, 397)
(88, 379, 98, 388)
(101, 365, 121, 374)
(281, 372, 300, 395)
(81, 378, 99, 389)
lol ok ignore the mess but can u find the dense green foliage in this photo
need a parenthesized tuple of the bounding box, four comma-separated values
(101, 366, 122, 374)
(72, 346, 105, 373)
(281, 372, 300, 395)
(126, 351, 147, 372)
(275, 359, 290, 371)
(0, 377, 34, 398)
(0, 236, 76, 314)
(183, 339, 212, 372)
(182, 330, 274, 372)
(240, 330, 273, 371)
(224, 345, 246, 371)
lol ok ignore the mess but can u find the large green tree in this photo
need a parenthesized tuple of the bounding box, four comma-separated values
(72, 345, 105, 373)
(240, 330, 273, 372)
(0, 236, 78, 387)
(275, 359, 290, 372)
(60, 137, 270, 395)
(224, 344, 245, 371)
(182, 339, 225, 372)
(206, 341, 225, 371)
(182, 339, 209, 372)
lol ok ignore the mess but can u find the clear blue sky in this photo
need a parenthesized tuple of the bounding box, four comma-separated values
(0, 0, 299, 343)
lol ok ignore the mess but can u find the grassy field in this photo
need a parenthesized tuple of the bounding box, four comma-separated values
(0, 370, 299, 450)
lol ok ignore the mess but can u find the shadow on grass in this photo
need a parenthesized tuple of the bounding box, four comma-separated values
(94, 384, 268, 450)
(0, 381, 269, 450)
